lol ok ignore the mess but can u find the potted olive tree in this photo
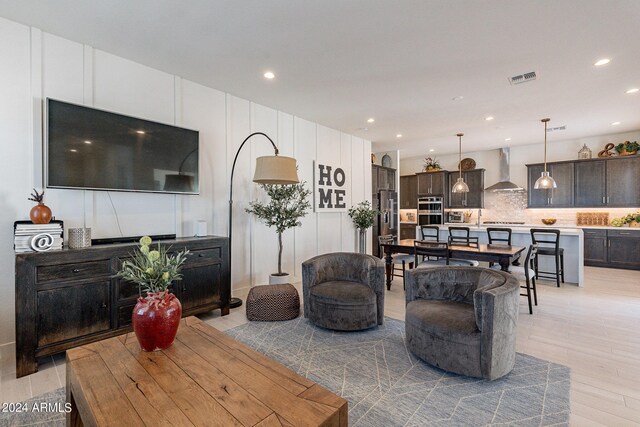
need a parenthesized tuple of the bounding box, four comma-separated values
(246, 182, 311, 284)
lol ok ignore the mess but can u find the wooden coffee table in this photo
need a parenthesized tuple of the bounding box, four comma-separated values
(66, 316, 347, 426)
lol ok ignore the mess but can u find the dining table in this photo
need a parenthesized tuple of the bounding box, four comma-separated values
(380, 239, 526, 291)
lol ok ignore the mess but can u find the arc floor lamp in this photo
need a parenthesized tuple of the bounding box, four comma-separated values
(228, 132, 299, 308)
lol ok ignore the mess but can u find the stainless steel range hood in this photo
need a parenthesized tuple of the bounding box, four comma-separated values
(485, 147, 524, 192)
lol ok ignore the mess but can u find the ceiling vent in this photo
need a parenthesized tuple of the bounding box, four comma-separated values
(546, 125, 566, 132)
(508, 71, 537, 85)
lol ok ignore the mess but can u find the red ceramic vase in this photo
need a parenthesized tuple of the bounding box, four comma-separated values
(132, 290, 182, 351)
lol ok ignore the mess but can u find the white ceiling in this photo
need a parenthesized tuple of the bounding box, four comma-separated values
(1, 0, 639, 158)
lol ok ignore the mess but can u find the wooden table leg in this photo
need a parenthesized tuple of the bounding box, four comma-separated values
(384, 247, 393, 291)
(499, 257, 511, 272)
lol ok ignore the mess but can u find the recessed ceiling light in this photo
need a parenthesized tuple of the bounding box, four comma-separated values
(136, 130, 145, 134)
(70, 149, 77, 152)
(367, 118, 375, 123)
(485, 116, 494, 121)
(594, 58, 611, 66)
(263, 71, 275, 79)
(84, 140, 92, 144)
(396, 134, 402, 138)
(504, 138, 512, 142)
(626, 88, 639, 94)
(611, 121, 621, 126)
(452, 96, 464, 101)
(429, 148, 435, 152)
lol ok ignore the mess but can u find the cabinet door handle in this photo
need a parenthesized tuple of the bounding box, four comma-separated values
(198, 253, 205, 257)
(607, 196, 610, 204)
(619, 232, 631, 235)
(101, 303, 107, 308)
(608, 240, 611, 247)
(602, 196, 605, 204)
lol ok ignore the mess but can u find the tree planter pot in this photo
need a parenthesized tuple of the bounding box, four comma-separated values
(269, 273, 291, 285)
(132, 290, 182, 351)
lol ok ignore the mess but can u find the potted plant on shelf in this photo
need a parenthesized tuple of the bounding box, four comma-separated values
(246, 182, 311, 284)
(614, 141, 639, 156)
(610, 212, 640, 227)
(348, 200, 381, 254)
(116, 236, 189, 351)
(423, 157, 442, 172)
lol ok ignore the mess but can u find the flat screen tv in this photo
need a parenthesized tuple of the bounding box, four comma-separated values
(46, 99, 199, 194)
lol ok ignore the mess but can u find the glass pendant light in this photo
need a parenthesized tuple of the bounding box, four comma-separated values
(451, 133, 469, 193)
(534, 118, 557, 189)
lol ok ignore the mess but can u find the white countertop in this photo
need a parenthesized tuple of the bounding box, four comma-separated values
(442, 223, 640, 232)
(434, 224, 583, 236)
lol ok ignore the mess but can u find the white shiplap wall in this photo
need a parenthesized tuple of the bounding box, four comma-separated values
(0, 16, 372, 346)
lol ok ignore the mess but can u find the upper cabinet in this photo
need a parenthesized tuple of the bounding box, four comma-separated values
(447, 169, 485, 209)
(400, 175, 418, 209)
(416, 171, 447, 196)
(528, 156, 640, 208)
(372, 164, 396, 192)
(527, 162, 574, 207)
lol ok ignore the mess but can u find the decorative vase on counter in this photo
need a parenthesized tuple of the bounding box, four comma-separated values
(28, 189, 52, 224)
(358, 229, 367, 254)
(132, 290, 182, 351)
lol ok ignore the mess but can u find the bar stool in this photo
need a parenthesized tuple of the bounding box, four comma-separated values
(530, 228, 564, 287)
(487, 227, 512, 267)
(378, 235, 414, 289)
(491, 244, 538, 314)
(420, 225, 440, 241)
(447, 227, 480, 267)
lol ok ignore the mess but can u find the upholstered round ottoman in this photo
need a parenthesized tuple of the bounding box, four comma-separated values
(246, 284, 300, 321)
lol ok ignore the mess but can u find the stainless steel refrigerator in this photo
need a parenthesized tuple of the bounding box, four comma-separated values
(372, 189, 398, 258)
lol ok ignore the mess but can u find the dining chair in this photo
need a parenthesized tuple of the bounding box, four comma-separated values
(530, 229, 564, 287)
(492, 244, 538, 314)
(420, 225, 440, 241)
(378, 235, 414, 289)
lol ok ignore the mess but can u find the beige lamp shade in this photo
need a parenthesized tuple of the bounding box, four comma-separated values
(253, 155, 299, 184)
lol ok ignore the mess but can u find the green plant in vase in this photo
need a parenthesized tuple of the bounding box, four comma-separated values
(348, 200, 381, 253)
(116, 236, 189, 351)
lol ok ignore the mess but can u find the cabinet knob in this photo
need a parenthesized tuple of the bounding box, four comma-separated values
(72, 268, 80, 273)
(101, 303, 107, 308)
(198, 253, 205, 257)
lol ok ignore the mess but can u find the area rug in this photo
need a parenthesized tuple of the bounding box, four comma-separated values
(226, 317, 571, 426)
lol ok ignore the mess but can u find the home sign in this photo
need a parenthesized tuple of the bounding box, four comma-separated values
(313, 161, 349, 212)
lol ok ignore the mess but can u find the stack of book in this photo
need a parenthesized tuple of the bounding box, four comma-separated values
(14, 221, 64, 253)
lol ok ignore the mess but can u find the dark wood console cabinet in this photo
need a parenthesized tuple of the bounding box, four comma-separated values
(15, 236, 230, 377)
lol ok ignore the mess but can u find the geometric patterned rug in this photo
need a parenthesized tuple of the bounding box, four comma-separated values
(226, 317, 571, 426)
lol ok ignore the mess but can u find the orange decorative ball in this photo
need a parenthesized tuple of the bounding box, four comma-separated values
(30, 203, 52, 224)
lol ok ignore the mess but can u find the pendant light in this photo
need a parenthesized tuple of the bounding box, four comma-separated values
(534, 118, 557, 189)
(451, 133, 470, 193)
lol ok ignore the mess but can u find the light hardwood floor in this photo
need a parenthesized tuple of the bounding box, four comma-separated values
(1, 266, 638, 426)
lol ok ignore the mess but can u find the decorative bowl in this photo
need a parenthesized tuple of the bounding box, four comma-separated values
(541, 218, 557, 225)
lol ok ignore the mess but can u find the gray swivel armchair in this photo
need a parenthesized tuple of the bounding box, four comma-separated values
(302, 252, 385, 331)
(405, 266, 519, 380)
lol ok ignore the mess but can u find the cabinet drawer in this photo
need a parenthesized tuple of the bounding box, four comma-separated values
(183, 247, 222, 267)
(36, 259, 111, 284)
(583, 229, 607, 238)
(608, 229, 640, 238)
(37, 281, 111, 347)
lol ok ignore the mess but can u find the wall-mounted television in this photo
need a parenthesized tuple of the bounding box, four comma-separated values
(46, 99, 199, 194)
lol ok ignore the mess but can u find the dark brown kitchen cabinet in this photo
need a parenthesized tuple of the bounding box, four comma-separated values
(528, 156, 640, 208)
(607, 229, 640, 269)
(548, 162, 574, 207)
(526, 163, 573, 207)
(372, 165, 396, 192)
(583, 228, 640, 270)
(606, 156, 640, 207)
(575, 161, 606, 207)
(400, 175, 418, 209)
(417, 171, 447, 196)
(447, 169, 485, 209)
(15, 236, 230, 378)
(400, 224, 417, 240)
(583, 229, 608, 264)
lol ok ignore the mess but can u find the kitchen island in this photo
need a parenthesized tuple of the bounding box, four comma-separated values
(415, 224, 585, 286)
